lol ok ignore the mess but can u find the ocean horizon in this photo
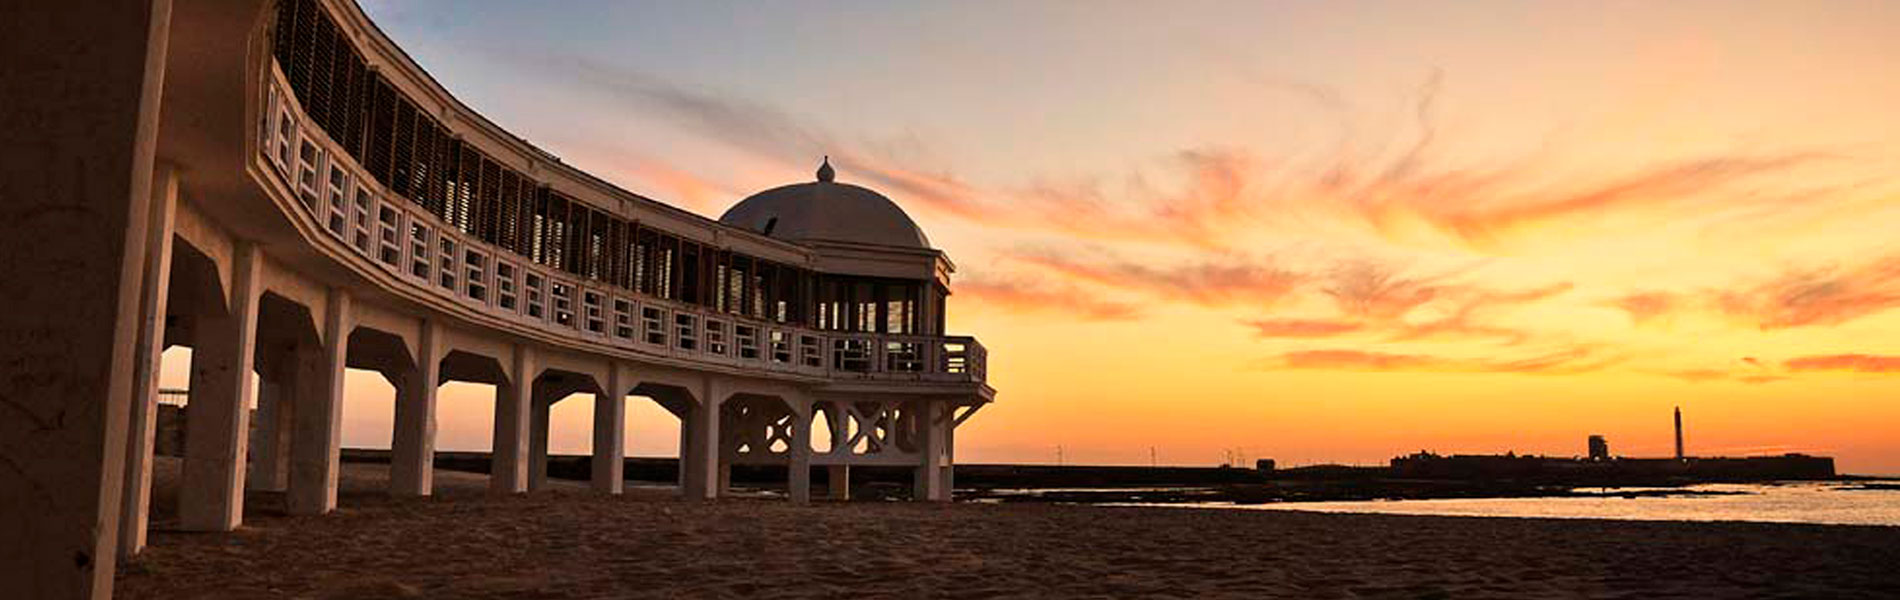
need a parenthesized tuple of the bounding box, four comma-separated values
(1111, 482, 1900, 527)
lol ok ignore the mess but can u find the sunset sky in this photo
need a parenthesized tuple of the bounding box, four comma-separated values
(174, 1, 1900, 474)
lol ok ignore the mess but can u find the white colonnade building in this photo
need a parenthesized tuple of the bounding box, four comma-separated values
(0, 1, 992, 596)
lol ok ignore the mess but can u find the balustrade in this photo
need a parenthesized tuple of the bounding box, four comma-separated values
(257, 67, 986, 385)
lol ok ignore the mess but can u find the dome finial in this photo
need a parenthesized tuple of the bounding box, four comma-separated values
(816, 155, 835, 182)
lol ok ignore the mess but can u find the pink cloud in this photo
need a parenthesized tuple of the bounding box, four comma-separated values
(1717, 256, 1900, 330)
(1243, 319, 1364, 339)
(1267, 346, 1612, 375)
(953, 276, 1142, 322)
(1014, 251, 1305, 308)
(1784, 354, 1900, 374)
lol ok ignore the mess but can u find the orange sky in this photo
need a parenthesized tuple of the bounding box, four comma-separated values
(181, 1, 1900, 474)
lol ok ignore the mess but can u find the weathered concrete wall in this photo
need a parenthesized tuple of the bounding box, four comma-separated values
(0, 1, 172, 597)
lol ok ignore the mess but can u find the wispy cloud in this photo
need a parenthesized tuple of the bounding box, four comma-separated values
(1608, 291, 1680, 325)
(1611, 255, 1900, 330)
(1784, 354, 1900, 374)
(953, 275, 1142, 322)
(1322, 261, 1443, 320)
(1012, 249, 1305, 308)
(1263, 345, 1614, 375)
(1247, 259, 1567, 345)
(1716, 256, 1900, 330)
(525, 57, 1860, 262)
(527, 54, 990, 220)
(541, 136, 749, 212)
(1390, 282, 1573, 345)
(1243, 318, 1364, 339)
(1654, 368, 1786, 385)
(1391, 154, 1831, 248)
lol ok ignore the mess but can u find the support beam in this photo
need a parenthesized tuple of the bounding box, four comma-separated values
(827, 465, 851, 501)
(592, 364, 626, 494)
(682, 377, 725, 500)
(390, 320, 441, 496)
(492, 345, 534, 494)
(247, 373, 292, 492)
(913, 399, 947, 502)
(118, 163, 178, 559)
(676, 419, 691, 493)
(288, 289, 350, 515)
(940, 410, 957, 497)
(527, 386, 552, 492)
(180, 242, 260, 531)
(0, 2, 173, 593)
(788, 400, 812, 504)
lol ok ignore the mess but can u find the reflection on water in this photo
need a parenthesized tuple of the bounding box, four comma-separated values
(1155, 483, 1900, 527)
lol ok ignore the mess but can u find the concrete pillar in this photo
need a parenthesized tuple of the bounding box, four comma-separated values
(247, 373, 292, 492)
(827, 465, 851, 501)
(676, 417, 692, 493)
(119, 163, 178, 559)
(913, 399, 946, 502)
(788, 402, 812, 504)
(390, 321, 441, 496)
(527, 387, 552, 492)
(682, 378, 725, 500)
(592, 365, 626, 494)
(181, 243, 261, 531)
(940, 412, 957, 497)
(0, 2, 172, 592)
(288, 290, 350, 515)
(492, 345, 534, 494)
(718, 456, 734, 496)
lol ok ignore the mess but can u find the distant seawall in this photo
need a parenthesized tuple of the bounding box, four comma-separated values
(335, 448, 1267, 490)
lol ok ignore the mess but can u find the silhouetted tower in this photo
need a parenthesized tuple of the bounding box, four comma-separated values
(1587, 435, 1610, 461)
(1674, 406, 1685, 460)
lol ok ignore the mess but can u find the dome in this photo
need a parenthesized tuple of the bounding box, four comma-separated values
(719, 158, 932, 249)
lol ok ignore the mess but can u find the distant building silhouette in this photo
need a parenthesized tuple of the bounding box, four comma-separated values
(1390, 407, 1832, 481)
(1675, 406, 1686, 461)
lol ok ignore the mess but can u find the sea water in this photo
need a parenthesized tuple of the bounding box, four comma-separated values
(1197, 482, 1900, 527)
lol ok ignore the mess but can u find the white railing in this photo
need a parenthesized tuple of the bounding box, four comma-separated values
(257, 67, 986, 386)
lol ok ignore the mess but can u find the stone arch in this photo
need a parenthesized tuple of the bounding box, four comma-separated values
(438, 349, 507, 386)
(345, 326, 415, 377)
(527, 367, 605, 490)
(164, 235, 228, 324)
(336, 325, 416, 466)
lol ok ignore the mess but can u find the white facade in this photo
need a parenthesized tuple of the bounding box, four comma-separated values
(0, 1, 991, 597)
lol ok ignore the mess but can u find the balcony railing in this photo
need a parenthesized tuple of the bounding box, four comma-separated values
(255, 66, 985, 386)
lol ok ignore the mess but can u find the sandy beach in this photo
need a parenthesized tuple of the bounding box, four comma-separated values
(118, 457, 1900, 599)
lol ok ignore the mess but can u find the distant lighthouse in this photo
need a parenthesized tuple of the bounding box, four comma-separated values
(1674, 406, 1685, 461)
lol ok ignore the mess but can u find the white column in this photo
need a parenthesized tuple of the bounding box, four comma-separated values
(118, 163, 176, 559)
(390, 320, 440, 496)
(913, 399, 946, 502)
(592, 365, 626, 494)
(788, 399, 811, 504)
(247, 372, 291, 492)
(527, 386, 552, 492)
(180, 242, 260, 531)
(491, 345, 534, 494)
(682, 377, 725, 500)
(827, 465, 851, 501)
(288, 289, 349, 516)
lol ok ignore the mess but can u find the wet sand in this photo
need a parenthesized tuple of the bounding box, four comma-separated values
(119, 458, 1900, 599)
